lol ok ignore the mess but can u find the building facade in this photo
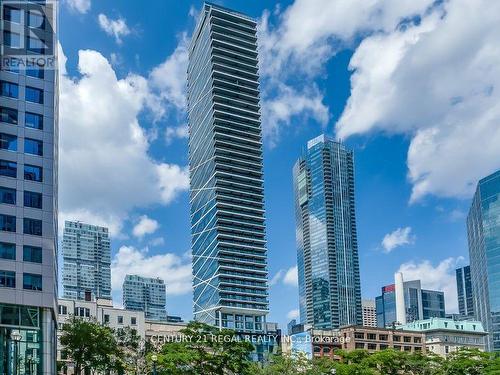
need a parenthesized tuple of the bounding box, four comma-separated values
(123, 274, 167, 321)
(62, 221, 111, 301)
(362, 299, 377, 327)
(468, 170, 500, 351)
(399, 317, 487, 357)
(376, 275, 445, 328)
(456, 266, 474, 318)
(187, 3, 269, 334)
(293, 135, 362, 329)
(0, 1, 58, 373)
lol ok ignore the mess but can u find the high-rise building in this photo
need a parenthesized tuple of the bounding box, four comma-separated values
(123, 275, 167, 321)
(187, 3, 269, 333)
(468, 170, 500, 352)
(293, 135, 362, 329)
(0, 1, 58, 373)
(362, 299, 377, 327)
(62, 221, 111, 301)
(376, 273, 445, 327)
(456, 266, 474, 318)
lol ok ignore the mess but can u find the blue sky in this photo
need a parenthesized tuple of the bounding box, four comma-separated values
(57, 0, 500, 329)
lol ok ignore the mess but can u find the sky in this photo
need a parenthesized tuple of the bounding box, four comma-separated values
(57, 0, 500, 329)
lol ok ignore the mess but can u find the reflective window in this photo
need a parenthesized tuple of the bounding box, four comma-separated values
(0, 160, 17, 178)
(23, 245, 42, 263)
(24, 138, 43, 156)
(0, 271, 16, 288)
(26, 37, 46, 54)
(3, 31, 21, 48)
(0, 107, 18, 124)
(0, 81, 18, 98)
(24, 164, 42, 182)
(24, 191, 42, 209)
(0, 133, 17, 151)
(0, 242, 16, 260)
(26, 67, 44, 79)
(0, 214, 16, 232)
(0, 187, 16, 205)
(3, 6, 22, 23)
(23, 218, 42, 236)
(25, 87, 43, 104)
(23, 273, 42, 291)
(28, 10, 45, 29)
(25, 112, 43, 130)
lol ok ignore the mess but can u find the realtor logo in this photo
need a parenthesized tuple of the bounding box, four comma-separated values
(1, 0, 57, 70)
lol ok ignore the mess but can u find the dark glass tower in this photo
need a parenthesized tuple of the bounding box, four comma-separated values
(456, 265, 474, 318)
(187, 3, 268, 332)
(293, 135, 362, 329)
(468, 170, 500, 351)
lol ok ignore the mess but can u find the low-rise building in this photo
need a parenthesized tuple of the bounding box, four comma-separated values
(398, 317, 487, 357)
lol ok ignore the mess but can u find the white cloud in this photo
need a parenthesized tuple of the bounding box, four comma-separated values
(381, 227, 415, 253)
(98, 14, 131, 44)
(65, 0, 91, 14)
(132, 215, 159, 238)
(335, 0, 500, 202)
(59, 46, 189, 237)
(269, 270, 284, 287)
(284, 266, 298, 287)
(149, 237, 165, 247)
(165, 125, 188, 145)
(111, 246, 192, 297)
(287, 309, 300, 320)
(397, 257, 465, 313)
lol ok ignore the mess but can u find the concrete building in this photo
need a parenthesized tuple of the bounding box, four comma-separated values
(467, 170, 500, 351)
(123, 274, 167, 321)
(294, 135, 362, 329)
(62, 221, 111, 301)
(456, 266, 474, 318)
(399, 317, 487, 357)
(0, 1, 59, 373)
(362, 299, 377, 327)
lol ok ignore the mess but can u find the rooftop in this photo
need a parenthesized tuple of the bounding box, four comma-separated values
(398, 317, 486, 334)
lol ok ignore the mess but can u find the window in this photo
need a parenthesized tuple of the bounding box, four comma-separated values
(118, 316, 123, 324)
(367, 333, 377, 340)
(23, 218, 42, 236)
(0, 107, 18, 124)
(23, 273, 42, 291)
(25, 87, 43, 104)
(393, 335, 401, 342)
(403, 336, 412, 343)
(0, 242, 16, 260)
(355, 343, 365, 349)
(367, 343, 377, 350)
(0, 214, 16, 232)
(0, 160, 17, 178)
(414, 337, 421, 343)
(24, 164, 42, 182)
(58, 305, 68, 315)
(379, 334, 388, 341)
(28, 10, 45, 29)
(24, 191, 42, 209)
(25, 112, 43, 130)
(3, 31, 21, 48)
(354, 332, 364, 339)
(24, 138, 43, 156)
(104, 314, 110, 323)
(131, 317, 136, 325)
(0, 271, 16, 288)
(4, 6, 22, 23)
(27, 37, 46, 54)
(0, 133, 17, 151)
(26, 67, 44, 79)
(1, 81, 18, 98)
(0, 187, 16, 204)
(23, 245, 42, 263)
(380, 344, 389, 350)
(404, 346, 412, 352)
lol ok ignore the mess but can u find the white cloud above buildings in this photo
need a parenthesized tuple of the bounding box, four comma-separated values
(65, 0, 91, 14)
(132, 215, 159, 238)
(382, 227, 415, 253)
(98, 14, 131, 44)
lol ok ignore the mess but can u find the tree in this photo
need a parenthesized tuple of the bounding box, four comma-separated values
(442, 348, 491, 375)
(59, 318, 124, 375)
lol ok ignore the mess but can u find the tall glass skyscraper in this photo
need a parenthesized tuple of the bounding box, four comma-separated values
(187, 3, 268, 332)
(293, 135, 362, 329)
(62, 221, 111, 301)
(123, 275, 167, 321)
(456, 265, 474, 318)
(468, 170, 500, 351)
(0, 1, 58, 373)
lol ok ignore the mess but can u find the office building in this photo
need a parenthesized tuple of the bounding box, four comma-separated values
(187, 3, 269, 337)
(399, 317, 487, 357)
(468, 170, 500, 351)
(0, 1, 58, 373)
(293, 135, 362, 329)
(362, 299, 377, 327)
(123, 274, 167, 321)
(62, 221, 111, 301)
(376, 273, 445, 327)
(456, 266, 474, 318)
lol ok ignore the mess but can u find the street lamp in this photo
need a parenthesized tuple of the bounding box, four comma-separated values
(10, 331, 22, 375)
(151, 354, 157, 375)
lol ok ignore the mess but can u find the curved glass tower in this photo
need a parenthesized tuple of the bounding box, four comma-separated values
(293, 135, 362, 329)
(188, 3, 268, 332)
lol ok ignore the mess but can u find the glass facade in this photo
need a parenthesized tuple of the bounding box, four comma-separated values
(456, 266, 475, 318)
(293, 135, 362, 329)
(188, 3, 269, 332)
(122, 275, 167, 321)
(468, 170, 500, 351)
(62, 221, 112, 301)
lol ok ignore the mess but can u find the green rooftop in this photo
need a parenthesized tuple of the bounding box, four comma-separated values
(398, 318, 486, 333)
